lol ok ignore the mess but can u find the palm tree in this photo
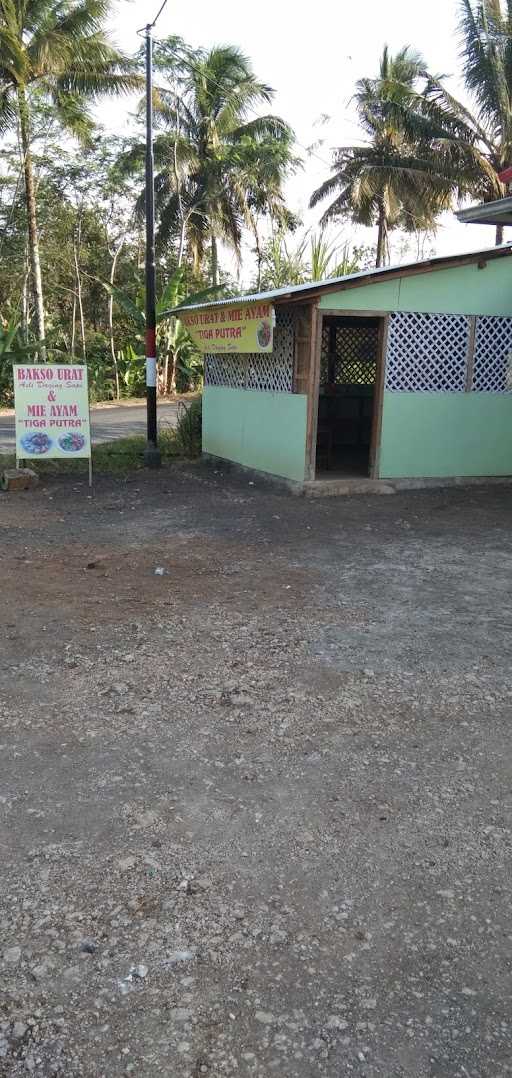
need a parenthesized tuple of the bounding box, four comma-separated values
(145, 39, 297, 285)
(310, 46, 456, 266)
(0, 0, 138, 357)
(421, 0, 512, 244)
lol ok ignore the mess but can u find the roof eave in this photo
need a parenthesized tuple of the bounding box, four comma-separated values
(456, 196, 512, 226)
(170, 243, 512, 315)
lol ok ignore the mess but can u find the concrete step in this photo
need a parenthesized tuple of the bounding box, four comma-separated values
(303, 478, 396, 497)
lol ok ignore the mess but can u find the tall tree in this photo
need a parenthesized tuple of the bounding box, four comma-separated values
(0, 0, 138, 357)
(309, 47, 456, 266)
(421, 0, 512, 243)
(132, 38, 297, 285)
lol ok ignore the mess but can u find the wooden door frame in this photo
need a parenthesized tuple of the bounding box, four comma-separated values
(305, 303, 322, 480)
(307, 310, 389, 481)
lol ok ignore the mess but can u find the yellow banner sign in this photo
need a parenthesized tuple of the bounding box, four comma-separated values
(180, 301, 274, 354)
(14, 364, 91, 459)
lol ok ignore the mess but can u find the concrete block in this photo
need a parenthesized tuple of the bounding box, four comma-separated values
(0, 468, 39, 492)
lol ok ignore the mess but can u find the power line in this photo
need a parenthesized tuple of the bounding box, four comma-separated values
(149, 0, 170, 29)
(136, 0, 170, 35)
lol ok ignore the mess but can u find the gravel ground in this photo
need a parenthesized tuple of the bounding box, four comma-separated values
(1, 463, 512, 1078)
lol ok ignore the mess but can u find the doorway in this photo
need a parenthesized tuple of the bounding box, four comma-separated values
(315, 314, 384, 478)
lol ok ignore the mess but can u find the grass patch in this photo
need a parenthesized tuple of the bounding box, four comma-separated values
(0, 428, 185, 478)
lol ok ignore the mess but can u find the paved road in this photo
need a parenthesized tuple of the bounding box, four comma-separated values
(0, 401, 180, 453)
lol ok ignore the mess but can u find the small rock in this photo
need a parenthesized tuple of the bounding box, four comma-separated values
(32, 961, 52, 979)
(170, 1008, 192, 1022)
(117, 856, 136, 872)
(255, 1011, 274, 1025)
(165, 950, 195, 966)
(4, 946, 21, 965)
(80, 939, 97, 955)
(130, 964, 148, 979)
(12, 1021, 28, 1040)
(327, 1016, 348, 1030)
(195, 875, 212, 891)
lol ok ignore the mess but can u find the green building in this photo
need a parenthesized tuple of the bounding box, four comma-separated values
(182, 245, 512, 490)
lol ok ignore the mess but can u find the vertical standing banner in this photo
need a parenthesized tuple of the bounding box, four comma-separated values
(13, 365, 91, 463)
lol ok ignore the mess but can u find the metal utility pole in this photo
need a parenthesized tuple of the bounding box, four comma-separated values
(143, 22, 161, 468)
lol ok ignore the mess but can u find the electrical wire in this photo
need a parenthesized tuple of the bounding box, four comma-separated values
(136, 0, 170, 34)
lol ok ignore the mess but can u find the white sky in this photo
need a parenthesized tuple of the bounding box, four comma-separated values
(103, 0, 502, 282)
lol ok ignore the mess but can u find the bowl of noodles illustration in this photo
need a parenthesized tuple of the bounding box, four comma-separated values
(256, 320, 272, 348)
(20, 432, 52, 455)
(58, 432, 86, 453)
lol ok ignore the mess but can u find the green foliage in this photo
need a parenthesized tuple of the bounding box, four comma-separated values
(120, 344, 146, 397)
(310, 46, 458, 266)
(101, 267, 218, 395)
(0, 0, 139, 138)
(125, 39, 299, 284)
(257, 230, 371, 291)
(175, 397, 202, 457)
(0, 317, 42, 403)
(0, 429, 184, 477)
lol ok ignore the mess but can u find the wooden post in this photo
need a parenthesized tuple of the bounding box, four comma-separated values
(369, 315, 389, 479)
(305, 304, 322, 481)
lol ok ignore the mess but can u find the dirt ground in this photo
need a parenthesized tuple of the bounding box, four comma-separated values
(1, 463, 512, 1078)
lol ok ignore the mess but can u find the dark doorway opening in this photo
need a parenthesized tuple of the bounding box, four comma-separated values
(315, 315, 381, 477)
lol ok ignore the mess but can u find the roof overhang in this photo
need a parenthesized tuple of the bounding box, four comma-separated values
(456, 197, 512, 226)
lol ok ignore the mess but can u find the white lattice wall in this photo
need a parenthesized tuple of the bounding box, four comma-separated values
(204, 308, 295, 392)
(472, 317, 512, 392)
(204, 354, 247, 388)
(385, 311, 512, 393)
(385, 312, 469, 391)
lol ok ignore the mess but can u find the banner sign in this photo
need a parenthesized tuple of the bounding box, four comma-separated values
(180, 301, 274, 354)
(13, 364, 91, 460)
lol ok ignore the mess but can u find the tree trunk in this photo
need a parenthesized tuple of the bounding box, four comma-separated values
(376, 201, 387, 268)
(178, 220, 187, 267)
(251, 216, 262, 291)
(21, 246, 29, 344)
(17, 87, 46, 360)
(108, 239, 124, 400)
(211, 233, 219, 286)
(73, 213, 86, 363)
(496, 223, 504, 245)
(71, 295, 77, 360)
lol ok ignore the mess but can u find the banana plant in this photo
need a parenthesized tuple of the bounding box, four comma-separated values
(0, 317, 45, 404)
(99, 267, 221, 394)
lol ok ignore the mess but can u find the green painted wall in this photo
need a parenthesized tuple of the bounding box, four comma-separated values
(379, 392, 512, 477)
(319, 258, 512, 316)
(203, 386, 308, 482)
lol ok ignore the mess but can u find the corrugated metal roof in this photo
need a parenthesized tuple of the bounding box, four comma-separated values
(456, 198, 512, 226)
(171, 243, 512, 313)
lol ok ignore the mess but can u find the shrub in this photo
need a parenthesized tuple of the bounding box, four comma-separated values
(175, 396, 202, 457)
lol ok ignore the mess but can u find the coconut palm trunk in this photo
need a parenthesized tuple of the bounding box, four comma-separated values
(376, 200, 388, 268)
(211, 233, 219, 286)
(17, 87, 46, 361)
